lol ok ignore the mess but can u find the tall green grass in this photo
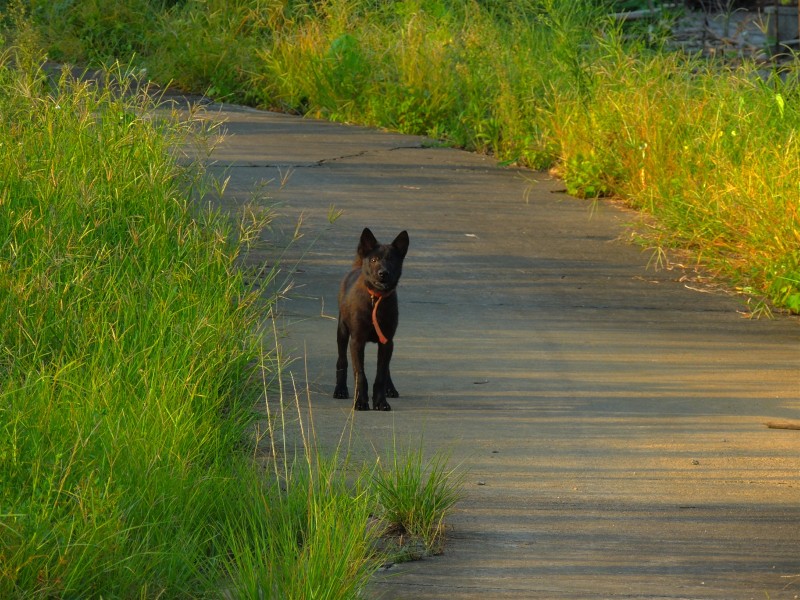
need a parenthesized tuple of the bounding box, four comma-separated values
(21, 0, 799, 313)
(552, 36, 800, 312)
(220, 456, 383, 599)
(0, 23, 463, 593)
(0, 27, 270, 593)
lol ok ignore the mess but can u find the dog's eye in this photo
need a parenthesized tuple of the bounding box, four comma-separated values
(370, 257, 378, 263)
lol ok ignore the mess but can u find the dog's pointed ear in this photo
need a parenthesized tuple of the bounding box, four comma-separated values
(357, 227, 379, 258)
(392, 230, 409, 258)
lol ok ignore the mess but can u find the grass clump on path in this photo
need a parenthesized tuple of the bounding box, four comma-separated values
(372, 444, 465, 560)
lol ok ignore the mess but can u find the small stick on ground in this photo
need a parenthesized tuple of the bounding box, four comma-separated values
(764, 421, 800, 431)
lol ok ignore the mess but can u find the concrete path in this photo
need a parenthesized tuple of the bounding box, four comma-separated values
(199, 102, 800, 599)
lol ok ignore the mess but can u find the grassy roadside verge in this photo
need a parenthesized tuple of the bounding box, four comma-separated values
(0, 20, 463, 597)
(19, 0, 799, 314)
(0, 35, 265, 593)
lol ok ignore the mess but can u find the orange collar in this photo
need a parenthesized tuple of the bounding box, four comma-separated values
(367, 288, 394, 344)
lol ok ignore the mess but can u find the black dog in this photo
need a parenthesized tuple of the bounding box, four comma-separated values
(334, 228, 409, 411)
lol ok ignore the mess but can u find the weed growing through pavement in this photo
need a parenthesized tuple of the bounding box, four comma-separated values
(372, 441, 466, 560)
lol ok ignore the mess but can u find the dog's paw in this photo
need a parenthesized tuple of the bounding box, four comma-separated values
(373, 400, 392, 411)
(333, 386, 349, 399)
(354, 400, 371, 411)
(385, 386, 399, 398)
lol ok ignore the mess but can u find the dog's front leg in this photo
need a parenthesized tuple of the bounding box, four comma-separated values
(349, 338, 370, 411)
(372, 341, 394, 411)
(385, 366, 399, 399)
(333, 319, 350, 399)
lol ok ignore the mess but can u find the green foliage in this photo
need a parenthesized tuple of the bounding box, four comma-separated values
(19, 0, 800, 313)
(769, 254, 800, 314)
(0, 40, 268, 593)
(551, 35, 800, 312)
(24, 0, 162, 62)
(16, 1, 800, 313)
(222, 459, 383, 600)
(0, 28, 464, 593)
(564, 152, 616, 199)
(144, 0, 273, 101)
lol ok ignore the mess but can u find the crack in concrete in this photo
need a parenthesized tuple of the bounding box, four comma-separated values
(210, 143, 427, 169)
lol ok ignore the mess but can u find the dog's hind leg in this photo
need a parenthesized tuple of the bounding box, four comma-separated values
(372, 341, 394, 411)
(333, 319, 350, 399)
